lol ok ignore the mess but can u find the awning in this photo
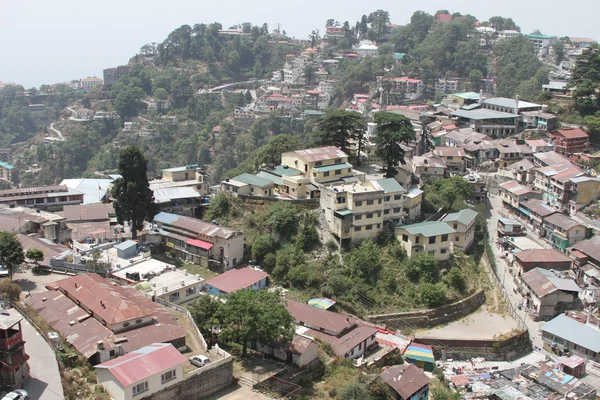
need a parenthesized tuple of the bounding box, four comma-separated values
(518, 206, 531, 216)
(186, 238, 214, 250)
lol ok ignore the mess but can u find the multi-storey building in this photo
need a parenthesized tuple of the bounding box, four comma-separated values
(103, 66, 131, 87)
(551, 128, 589, 155)
(325, 26, 344, 40)
(79, 77, 103, 90)
(0, 316, 30, 390)
(152, 212, 244, 270)
(0, 185, 84, 211)
(441, 209, 478, 252)
(395, 221, 456, 261)
(377, 76, 424, 102)
(434, 79, 459, 94)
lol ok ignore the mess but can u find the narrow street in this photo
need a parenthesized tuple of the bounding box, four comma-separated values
(8, 308, 64, 399)
(484, 194, 545, 349)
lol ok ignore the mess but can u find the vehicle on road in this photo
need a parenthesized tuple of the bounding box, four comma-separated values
(189, 355, 211, 368)
(2, 389, 29, 400)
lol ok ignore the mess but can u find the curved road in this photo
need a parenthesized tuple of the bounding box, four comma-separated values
(8, 308, 64, 399)
(49, 123, 64, 140)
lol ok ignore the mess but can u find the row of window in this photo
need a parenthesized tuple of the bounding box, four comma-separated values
(314, 159, 343, 167)
(354, 224, 381, 232)
(168, 286, 200, 302)
(314, 168, 352, 177)
(414, 248, 448, 255)
(401, 234, 450, 244)
(132, 369, 178, 397)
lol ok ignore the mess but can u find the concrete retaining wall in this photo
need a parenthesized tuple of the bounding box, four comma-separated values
(367, 290, 486, 329)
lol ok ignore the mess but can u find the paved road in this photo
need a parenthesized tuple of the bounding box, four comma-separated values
(8, 308, 64, 400)
(49, 123, 64, 140)
(484, 194, 545, 349)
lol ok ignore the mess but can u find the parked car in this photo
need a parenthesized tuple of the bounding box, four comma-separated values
(189, 355, 211, 368)
(2, 389, 29, 400)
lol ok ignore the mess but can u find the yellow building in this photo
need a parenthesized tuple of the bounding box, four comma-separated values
(281, 146, 353, 199)
(395, 221, 456, 261)
(441, 209, 478, 251)
(567, 176, 600, 215)
(0, 161, 14, 182)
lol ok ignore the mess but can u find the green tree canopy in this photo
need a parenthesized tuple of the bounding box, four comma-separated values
(111, 147, 157, 239)
(217, 289, 294, 356)
(344, 240, 382, 284)
(188, 294, 221, 331)
(0, 232, 24, 278)
(374, 112, 416, 177)
(570, 44, 600, 115)
(25, 248, 44, 266)
(434, 175, 473, 210)
(314, 110, 366, 164)
(420, 282, 447, 308)
(339, 381, 373, 400)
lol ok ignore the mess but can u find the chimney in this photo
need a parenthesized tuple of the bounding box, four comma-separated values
(100, 300, 105, 308)
(345, 317, 350, 324)
(97, 341, 104, 350)
(75, 282, 78, 288)
(181, 280, 185, 286)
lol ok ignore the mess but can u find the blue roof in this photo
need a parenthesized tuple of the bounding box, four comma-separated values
(153, 212, 181, 225)
(163, 165, 197, 173)
(270, 165, 302, 177)
(0, 161, 14, 170)
(115, 240, 137, 251)
(542, 314, 600, 352)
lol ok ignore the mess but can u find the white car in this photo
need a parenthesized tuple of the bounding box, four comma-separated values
(2, 389, 29, 400)
(189, 355, 211, 368)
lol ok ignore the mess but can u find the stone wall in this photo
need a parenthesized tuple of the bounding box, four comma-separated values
(146, 355, 234, 400)
(367, 290, 485, 329)
(415, 330, 532, 361)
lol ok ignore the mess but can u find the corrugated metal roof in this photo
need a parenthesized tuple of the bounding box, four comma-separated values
(313, 163, 352, 172)
(293, 146, 348, 162)
(381, 364, 430, 399)
(115, 240, 137, 251)
(483, 97, 541, 109)
(256, 171, 282, 186)
(373, 178, 404, 194)
(442, 209, 478, 226)
(205, 266, 268, 294)
(452, 109, 518, 120)
(232, 173, 275, 188)
(61, 179, 112, 204)
(542, 314, 600, 353)
(95, 343, 187, 387)
(153, 187, 201, 204)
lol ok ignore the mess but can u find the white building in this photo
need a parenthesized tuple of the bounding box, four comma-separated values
(318, 80, 336, 97)
(354, 40, 378, 57)
(146, 99, 171, 111)
(435, 79, 459, 94)
(497, 30, 522, 39)
(377, 76, 425, 101)
(95, 343, 187, 400)
(284, 68, 302, 84)
(79, 77, 103, 90)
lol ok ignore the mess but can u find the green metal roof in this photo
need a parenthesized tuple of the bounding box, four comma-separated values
(336, 209, 353, 216)
(304, 110, 324, 116)
(450, 92, 481, 100)
(526, 33, 555, 40)
(393, 52, 407, 60)
(396, 221, 455, 237)
(0, 161, 15, 170)
(442, 209, 478, 226)
(232, 173, 274, 188)
(271, 165, 302, 176)
(313, 163, 352, 172)
(256, 171, 282, 186)
(375, 178, 404, 193)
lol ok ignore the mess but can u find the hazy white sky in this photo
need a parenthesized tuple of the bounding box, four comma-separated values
(1, 0, 598, 87)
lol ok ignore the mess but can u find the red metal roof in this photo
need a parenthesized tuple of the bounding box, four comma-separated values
(96, 343, 187, 387)
(185, 238, 213, 250)
(204, 266, 269, 294)
(553, 128, 589, 139)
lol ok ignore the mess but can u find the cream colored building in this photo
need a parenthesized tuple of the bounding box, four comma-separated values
(404, 189, 423, 222)
(281, 146, 353, 199)
(395, 221, 456, 261)
(411, 155, 447, 183)
(441, 209, 478, 252)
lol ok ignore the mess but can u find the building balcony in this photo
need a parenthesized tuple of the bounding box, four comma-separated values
(0, 332, 23, 351)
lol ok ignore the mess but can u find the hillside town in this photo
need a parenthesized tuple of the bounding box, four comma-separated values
(1, 7, 600, 400)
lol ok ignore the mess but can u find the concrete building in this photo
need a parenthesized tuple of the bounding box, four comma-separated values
(513, 249, 572, 274)
(567, 176, 600, 215)
(520, 268, 581, 321)
(256, 334, 319, 368)
(542, 314, 600, 361)
(441, 209, 478, 252)
(498, 181, 539, 211)
(220, 173, 275, 197)
(280, 146, 352, 199)
(152, 212, 244, 270)
(404, 189, 423, 222)
(115, 240, 137, 259)
(541, 213, 586, 252)
(354, 40, 378, 57)
(60, 178, 112, 204)
(103, 66, 131, 87)
(0, 185, 84, 210)
(411, 155, 447, 183)
(204, 266, 269, 296)
(497, 30, 522, 39)
(325, 26, 344, 40)
(0, 316, 30, 390)
(377, 76, 425, 102)
(521, 111, 558, 131)
(434, 79, 459, 94)
(320, 179, 405, 245)
(525, 33, 557, 56)
(451, 108, 518, 137)
(430, 147, 472, 173)
(569, 37, 598, 48)
(95, 343, 187, 400)
(395, 221, 456, 261)
(79, 77, 103, 90)
(551, 128, 589, 155)
(0, 161, 14, 182)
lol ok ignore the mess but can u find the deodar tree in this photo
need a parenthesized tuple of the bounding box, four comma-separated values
(111, 147, 157, 240)
(374, 112, 416, 177)
(314, 110, 366, 165)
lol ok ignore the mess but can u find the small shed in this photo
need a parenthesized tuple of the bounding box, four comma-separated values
(115, 240, 137, 259)
(402, 342, 435, 372)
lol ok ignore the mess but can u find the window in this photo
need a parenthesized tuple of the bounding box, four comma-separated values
(377, 224, 381, 229)
(367, 213, 373, 219)
(429, 250, 435, 255)
(385, 196, 391, 202)
(355, 201, 362, 206)
(366, 225, 373, 230)
(393, 208, 401, 213)
(402, 234, 408, 242)
(415, 236, 420, 244)
(335, 158, 341, 163)
(324, 171, 330, 177)
(47, 197, 56, 203)
(110, 350, 116, 357)
(453, 224, 458, 229)
(335, 169, 341, 175)
(315, 161, 322, 166)
(161, 369, 177, 384)
(384, 210, 390, 215)
(169, 292, 180, 302)
(394, 195, 402, 200)
(441, 249, 447, 254)
(429, 236, 436, 244)
(455, 236, 459, 241)
(133, 381, 149, 396)
(354, 226, 362, 232)
(186, 286, 197, 297)
(355, 215, 362, 220)
(367, 200, 374, 205)
(441, 234, 448, 242)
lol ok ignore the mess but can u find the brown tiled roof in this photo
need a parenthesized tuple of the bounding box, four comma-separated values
(286, 300, 354, 335)
(333, 325, 378, 356)
(514, 249, 572, 264)
(381, 364, 430, 399)
(204, 266, 269, 294)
